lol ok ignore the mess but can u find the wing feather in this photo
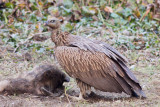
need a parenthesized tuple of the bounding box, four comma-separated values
(68, 37, 140, 84)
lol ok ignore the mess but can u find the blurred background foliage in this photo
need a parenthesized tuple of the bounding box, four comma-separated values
(0, 0, 159, 56)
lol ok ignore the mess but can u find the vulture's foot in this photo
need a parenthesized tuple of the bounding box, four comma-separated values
(67, 93, 88, 102)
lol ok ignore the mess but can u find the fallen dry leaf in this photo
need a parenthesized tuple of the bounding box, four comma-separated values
(140, 4, 154, 21)
(134, 8, 141, 18)
(104, 6, 113, 13)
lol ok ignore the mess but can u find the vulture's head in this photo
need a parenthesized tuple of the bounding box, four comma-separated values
(45, 17, 63, 29)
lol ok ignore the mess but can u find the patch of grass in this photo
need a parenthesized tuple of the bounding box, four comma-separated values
(0, 50, 160, 106)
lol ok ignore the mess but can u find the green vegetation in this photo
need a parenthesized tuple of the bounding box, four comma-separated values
(0, 0, 159, 54)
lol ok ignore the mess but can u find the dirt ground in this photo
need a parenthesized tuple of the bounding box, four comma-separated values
(0, 46, 160, 107)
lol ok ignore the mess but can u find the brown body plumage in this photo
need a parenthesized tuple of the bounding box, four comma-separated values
(0, 64, 70, 96)
(45, 17, 146, 99)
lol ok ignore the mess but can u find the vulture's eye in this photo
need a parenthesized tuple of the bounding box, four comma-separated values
(50, 20, 55, 23)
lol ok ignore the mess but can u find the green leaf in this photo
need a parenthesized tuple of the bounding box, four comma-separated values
(60, 6, 71, 16)
(2, 10, 8, 24)
(29, 0, 35, 3)
(63, 0, 73, 8)
(111, 13, 119, 18)
(123, 8, 132, 17)
(147, 0, 153, 3)
(61, 23, 73, 32)
(37, 48, 45, 53)
(82, 6, 97, 16)
(48, 6, 58, 15)
(5, 2, 14, 8)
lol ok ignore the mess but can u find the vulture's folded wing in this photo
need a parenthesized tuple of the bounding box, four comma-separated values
(55, 46, 145, 97)
(69, 38, 139, 83)
(94, 40, 139, 83)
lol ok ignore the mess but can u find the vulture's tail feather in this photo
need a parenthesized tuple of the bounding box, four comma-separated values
(132, 88, 146, 98)
(116, 60, 146, 98)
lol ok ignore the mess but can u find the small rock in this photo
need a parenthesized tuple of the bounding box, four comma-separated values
(23, 52, 32, 61)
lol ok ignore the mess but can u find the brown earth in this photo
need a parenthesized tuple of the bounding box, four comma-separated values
(0, 47, 160, 107)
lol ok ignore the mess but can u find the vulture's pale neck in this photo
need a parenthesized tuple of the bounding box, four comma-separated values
(51, 28, 69, 47)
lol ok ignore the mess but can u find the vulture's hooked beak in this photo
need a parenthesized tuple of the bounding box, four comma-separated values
(44, 21, 48, 26)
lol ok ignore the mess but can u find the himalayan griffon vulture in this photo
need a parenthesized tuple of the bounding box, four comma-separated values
(45, 17, 146, 100)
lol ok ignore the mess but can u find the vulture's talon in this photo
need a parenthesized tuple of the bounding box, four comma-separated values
(67, 94, 88, 102)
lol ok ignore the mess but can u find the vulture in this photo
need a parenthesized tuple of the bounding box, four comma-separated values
(45, 17, 146, 99)
(0, 64, 70, 96)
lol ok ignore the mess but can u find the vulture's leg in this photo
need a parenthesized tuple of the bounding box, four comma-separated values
(66, 79, 91, 101)
(76, 79, 91, 98)
(72, 79, 91, 100)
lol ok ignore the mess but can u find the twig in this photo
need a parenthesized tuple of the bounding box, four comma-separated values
(82, 0, 84, 6)
(86, 30, 101, 38)
(0, 95, 6, 99)
(64, 87, 72, 107)
(152, 31, 160, 41)
(13, 34, 34, 53)
(41, 87, 56, 97)
(34, 32, 50, 36)
(36, 0, 43, 17)
(140, 4, 153, 22)
(0, 24, 4, 29)
(97, 8, 105, 24)
(8, 6, 18, 18)
(108, 28, 116, 37)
